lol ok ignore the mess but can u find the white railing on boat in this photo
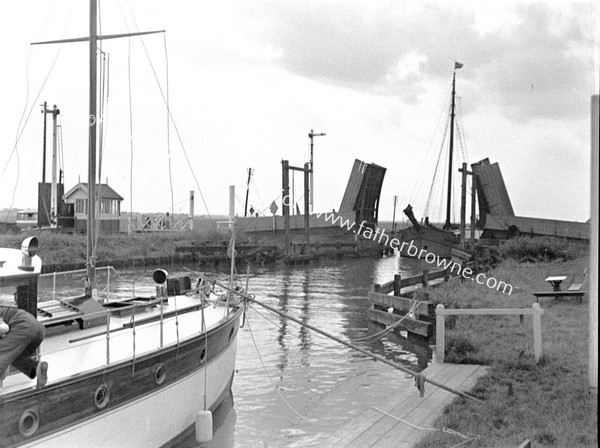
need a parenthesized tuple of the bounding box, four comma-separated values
(39, 266, 116, 302)
(33, 268, 241, 369)
(38, 293, 239, 368)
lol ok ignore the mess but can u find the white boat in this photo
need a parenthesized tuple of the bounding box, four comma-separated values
(0, 244, 242, 446)
(1, 2, 243, 446)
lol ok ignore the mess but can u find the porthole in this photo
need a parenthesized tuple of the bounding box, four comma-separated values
(155, 364, 167, 385)
(94, 383, 110, 409)
(19, 409, 39, 437)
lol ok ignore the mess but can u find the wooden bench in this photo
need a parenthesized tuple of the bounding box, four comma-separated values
(532, 270, 586, 303)
(532, 290, 585, 303)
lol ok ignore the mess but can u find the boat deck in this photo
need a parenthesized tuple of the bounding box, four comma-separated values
(328, 362, 489, 447)
(1, 293, 234, 396)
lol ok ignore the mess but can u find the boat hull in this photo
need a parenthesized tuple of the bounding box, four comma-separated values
(0, 308, 242, 448)
(398, 226, 458, 259)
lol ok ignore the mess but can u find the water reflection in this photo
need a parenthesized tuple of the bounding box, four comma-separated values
(277, 269, 291, 375)
(298, 268, 311, 368)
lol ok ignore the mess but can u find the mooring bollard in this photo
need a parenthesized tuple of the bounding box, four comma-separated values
(435, 304, 445, 363)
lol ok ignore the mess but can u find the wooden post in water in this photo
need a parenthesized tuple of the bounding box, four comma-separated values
(532, 303, 543, 362)
(282, 160, 290, 257)
(435, 304, 445, 363)
(393, 274, 402, 296)
(304, 162, 311, 257)
(422, 269, 429, 286)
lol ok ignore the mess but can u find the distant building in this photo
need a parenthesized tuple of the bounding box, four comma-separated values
(63, 182, 124, 233)
(15, 209, 38, 229)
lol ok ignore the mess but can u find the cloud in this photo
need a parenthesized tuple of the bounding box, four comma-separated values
(470, 3, 595, 121)
(245, 1, 595, 121)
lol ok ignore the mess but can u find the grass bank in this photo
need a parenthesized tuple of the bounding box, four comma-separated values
(414, 255, 597, 447)
(2, 230, 228, 266)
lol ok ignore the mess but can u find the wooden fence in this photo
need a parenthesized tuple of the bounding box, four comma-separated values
(368, 268, 452, 337)
(373, 268, 451, 296)
(435, 303, 544, 363)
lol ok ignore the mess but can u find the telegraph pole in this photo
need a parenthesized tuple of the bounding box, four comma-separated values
(41, 102, 48, 183)
(308, 129, 326, 213)
(41, 104, 60, 227)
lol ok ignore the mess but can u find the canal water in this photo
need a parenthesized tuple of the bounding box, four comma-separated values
(38, 254, 433, 447)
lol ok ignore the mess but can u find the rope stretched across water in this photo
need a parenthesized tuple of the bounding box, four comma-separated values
(200, 275, 481, 403)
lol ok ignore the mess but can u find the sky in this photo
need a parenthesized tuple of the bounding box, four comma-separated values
(0, 0, 598, 224)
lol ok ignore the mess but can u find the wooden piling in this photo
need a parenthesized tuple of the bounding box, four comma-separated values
(435, 304, 445, 363)
(393, 274, 402, 296)
(421, 269, 429, 286)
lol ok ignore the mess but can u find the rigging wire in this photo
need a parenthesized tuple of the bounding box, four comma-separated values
(251, 176, 266, 214)
(437, 141, 450, 224)
(117, 0, 135, 234)
(94, 47, 110, 257)
(130, 18, 217, 232)
(2, 1, 75, 232)
(1, 44, 64, 224)
(128, 35, 135, 232)
(246, 308, 474, 437)
(456, 98, 469, 163)
(409, 87, 452, 204)
(423, 114, 450, 219)
(163, 33, 175, 232)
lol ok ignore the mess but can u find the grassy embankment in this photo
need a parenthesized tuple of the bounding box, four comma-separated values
(1, 229, 227, 266)
(414, 237, 596, 447)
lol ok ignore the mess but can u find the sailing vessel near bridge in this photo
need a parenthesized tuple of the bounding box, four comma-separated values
(399, 63, 465, 259)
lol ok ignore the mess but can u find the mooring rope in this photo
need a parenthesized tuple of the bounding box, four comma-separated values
(246, 314, 475, 436)
(352, 299, 422, 342)
(199, 275, 481, 403)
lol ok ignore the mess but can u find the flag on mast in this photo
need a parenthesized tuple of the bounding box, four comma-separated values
(455, 61, 464, 69)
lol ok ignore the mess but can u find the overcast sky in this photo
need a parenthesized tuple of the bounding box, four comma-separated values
(0, 0, 597, 223)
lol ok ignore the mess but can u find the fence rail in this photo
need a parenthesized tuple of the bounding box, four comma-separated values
(435, 303, 544, 363)
(40, 266, 116, 302)
(374, 268, 450, 295)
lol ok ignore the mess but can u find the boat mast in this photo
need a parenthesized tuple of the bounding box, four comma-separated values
(444, 68, 457, 230)
(86, 0, 98, 295)
(30, 2, 165, 296)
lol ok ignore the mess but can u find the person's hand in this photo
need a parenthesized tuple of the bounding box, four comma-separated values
(0, 319, 9, 338)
